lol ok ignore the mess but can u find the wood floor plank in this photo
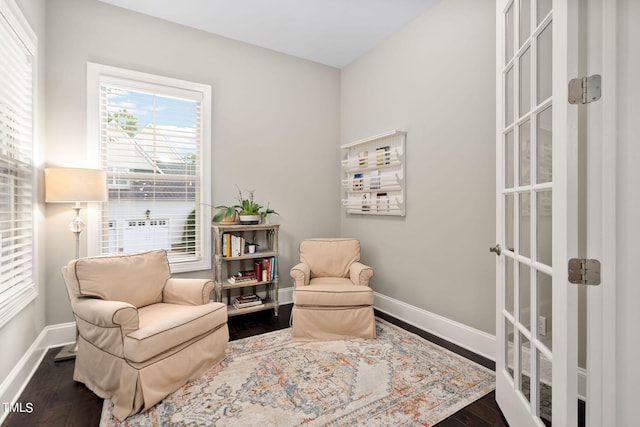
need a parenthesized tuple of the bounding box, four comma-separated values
(464, 391, 510, 427)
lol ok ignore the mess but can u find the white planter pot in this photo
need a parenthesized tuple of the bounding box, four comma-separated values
(239, 214, 261, 225)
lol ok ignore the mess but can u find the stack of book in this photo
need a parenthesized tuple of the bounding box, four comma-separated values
(222, 233, 246, 257)
(234, 294, 263, 309)
(227, 270, 258, 284)
(254, 257, 276, 283)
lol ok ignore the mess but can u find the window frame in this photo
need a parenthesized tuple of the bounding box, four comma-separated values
(86, 63, 212, 273)
(0, 0, 38, 327)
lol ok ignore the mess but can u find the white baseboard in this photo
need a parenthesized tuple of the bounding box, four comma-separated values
(43, 321, 76, 347)
(278, 286, 293, 305)
(0, 322, 75, 424)
(373, 292, 497, 361)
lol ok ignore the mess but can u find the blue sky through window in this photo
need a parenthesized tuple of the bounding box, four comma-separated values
(106, 87, 198, 128)
(105, 86, 199, 160)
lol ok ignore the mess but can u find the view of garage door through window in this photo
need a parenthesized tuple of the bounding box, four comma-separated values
(99, 83, 202, 266)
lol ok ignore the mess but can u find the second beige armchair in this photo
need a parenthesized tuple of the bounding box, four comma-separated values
(290, 238, 375, 341)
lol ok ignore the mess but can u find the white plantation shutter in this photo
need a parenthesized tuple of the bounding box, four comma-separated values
(89, 64, 211, 272)
(0, 0, 37, 325)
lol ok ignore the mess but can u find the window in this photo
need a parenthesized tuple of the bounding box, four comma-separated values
(0, 0, 37, 326)
(87, 64, 211, 272)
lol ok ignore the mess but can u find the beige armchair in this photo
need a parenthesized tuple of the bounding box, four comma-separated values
(62, 249, 229, 421)
(290, 238, 375, 341)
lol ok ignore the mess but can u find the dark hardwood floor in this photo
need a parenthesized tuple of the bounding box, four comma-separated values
(3, 304, 509, 427)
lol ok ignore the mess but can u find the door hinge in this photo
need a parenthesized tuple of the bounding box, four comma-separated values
(568, 258, 601, 286)
(568, 74, 601, 104)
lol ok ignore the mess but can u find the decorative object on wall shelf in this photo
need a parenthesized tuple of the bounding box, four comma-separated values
(213, 185, 278, 224)
(341, 130, 406, 216)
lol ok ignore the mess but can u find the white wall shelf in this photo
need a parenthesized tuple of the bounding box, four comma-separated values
(341, 130, 406, 216)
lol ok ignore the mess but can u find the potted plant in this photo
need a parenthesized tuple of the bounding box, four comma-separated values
(235, 186, 278, 224)
(212, 205, 238, 224)
(213, 186, 278, 225)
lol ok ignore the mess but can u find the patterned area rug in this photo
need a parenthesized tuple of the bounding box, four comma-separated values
(100, 319, 495, 426)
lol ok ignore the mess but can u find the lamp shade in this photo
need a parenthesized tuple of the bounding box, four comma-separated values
(45, 168, 107, 203)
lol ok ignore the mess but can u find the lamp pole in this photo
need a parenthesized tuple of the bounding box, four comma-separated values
(70, 202, 85, 260)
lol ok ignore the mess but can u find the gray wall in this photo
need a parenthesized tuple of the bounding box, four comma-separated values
(44, 0, 341, 324)
(340, 0, 497, 334)
(0, 0, 47, 386)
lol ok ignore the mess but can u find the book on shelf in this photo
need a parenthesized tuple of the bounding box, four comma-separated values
(237, 269, 256, 277)
(222, 233, 246, 257)
(233, 294, 263, 309)
(252, 257, 276, 283)
(235, 293, 261, 303)
(253, 260, 261, 281)
(234, 300, 263, 309)
(227, 275, 258, 284)
(227, 269, 258, 284)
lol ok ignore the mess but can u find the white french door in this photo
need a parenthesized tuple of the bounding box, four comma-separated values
(495, 0, 581, 426)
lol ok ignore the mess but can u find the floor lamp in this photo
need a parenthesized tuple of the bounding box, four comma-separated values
(45, 167, 107, 361)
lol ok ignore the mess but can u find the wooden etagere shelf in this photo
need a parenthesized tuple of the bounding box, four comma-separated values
(341, 130, 406, 216)
(211, 223, 279, 317)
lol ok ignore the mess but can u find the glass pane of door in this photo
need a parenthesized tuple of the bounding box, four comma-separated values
(537, 23, 552, 103)
(519, 0, 531, 47)
(537, 271, 553, 350)
(519, 47, 532, 117)
(537, 106, 553, 183)
(519, 120, 531, 186)
(537, 190, 552, 266)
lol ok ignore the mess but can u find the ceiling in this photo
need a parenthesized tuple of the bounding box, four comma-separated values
(98, 0, 439, 68)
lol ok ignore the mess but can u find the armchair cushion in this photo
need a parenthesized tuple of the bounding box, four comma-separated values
(293, 281, 374, 307)
(71, 249, 170, 308)
(124, 302, 227, 363)
(300, 238, 360, 278)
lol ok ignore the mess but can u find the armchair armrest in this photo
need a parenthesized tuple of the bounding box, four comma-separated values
(163, 278, 215, 305)
(349, 262, 374, 286)
(290, 262, 311, 287)
(73, 297, 139, 336)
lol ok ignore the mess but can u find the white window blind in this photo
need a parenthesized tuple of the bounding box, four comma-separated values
(0, 0, 37, 325)
(89, 64, 211, 272)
